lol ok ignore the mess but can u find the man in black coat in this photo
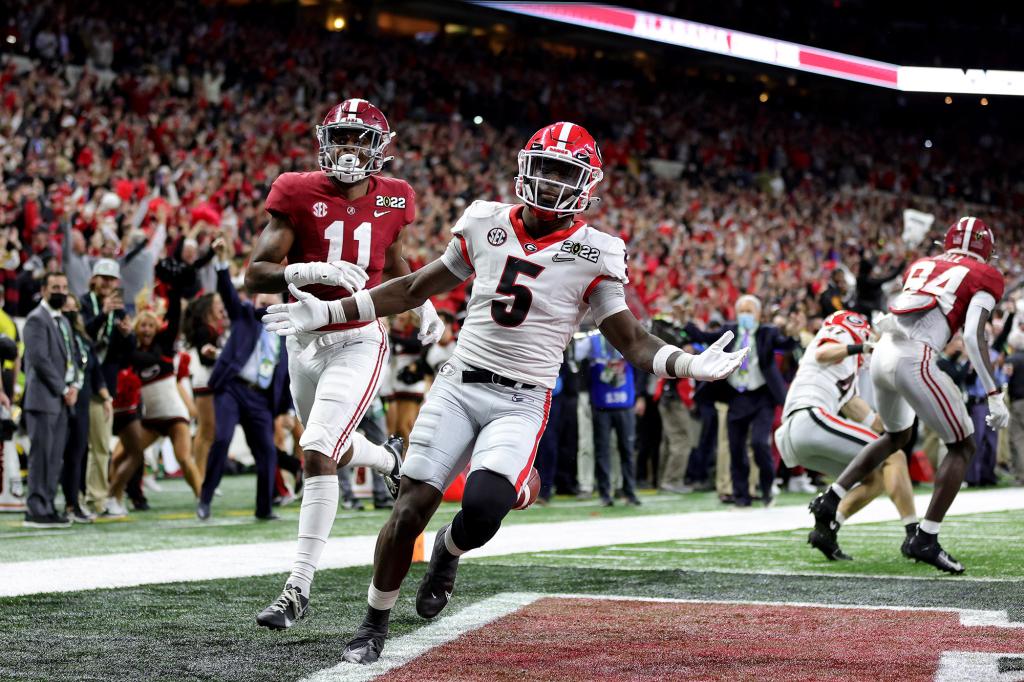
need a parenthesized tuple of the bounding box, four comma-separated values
(685, 295, 799, 506)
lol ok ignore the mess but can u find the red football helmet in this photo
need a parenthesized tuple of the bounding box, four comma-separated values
(823, 310, 872, 344)
(316, 99, 395, 183)
(943, 216, 995, 262)
(515, 122, 603, 219)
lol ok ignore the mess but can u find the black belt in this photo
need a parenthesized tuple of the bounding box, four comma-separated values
(235, 377, 270, 393)
(461, 365, 537, 390)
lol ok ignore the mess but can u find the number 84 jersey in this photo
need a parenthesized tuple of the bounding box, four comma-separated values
(443, 201, 629, 389)
(888, 253, 1004, 349)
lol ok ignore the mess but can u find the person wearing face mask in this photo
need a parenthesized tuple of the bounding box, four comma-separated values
(59, 295, 111, 523)
(22, 272, 79, 528)
(685, 294, 801, 507)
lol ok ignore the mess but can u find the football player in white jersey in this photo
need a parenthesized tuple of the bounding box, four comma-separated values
(774, 311, 917, 561)
(262, 121, 749, 664)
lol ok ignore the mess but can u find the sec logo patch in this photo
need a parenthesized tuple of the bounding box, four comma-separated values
(311, 202, 328, 218)
(487, 228, 507, 246)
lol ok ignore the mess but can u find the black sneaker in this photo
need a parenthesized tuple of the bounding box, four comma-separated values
(196, 501, 211, 521)
(382, 435, 404, 498)
(906, 531, 964, 574)
(23, 513, 72, 529)
(900, 522, 919, 559)
(68, 507, 95, 524)
(808, 528, 853, 561)
(415, 523, 460, 619)
(256, 584, 310, 630)
(342, 608, 390, 664)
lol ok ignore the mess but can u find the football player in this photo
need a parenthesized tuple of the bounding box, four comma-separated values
(247, 99, 443, 629)
(263, 121, 749, 663)
(809, 218, 1007, 574)
(774, 310, 918, 561)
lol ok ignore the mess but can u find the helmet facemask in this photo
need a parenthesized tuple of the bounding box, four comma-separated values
(316, 122, 394, 184)
(515, 149, 602, 217)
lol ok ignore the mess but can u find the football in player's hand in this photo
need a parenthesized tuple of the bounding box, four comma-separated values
(513, 468, 541, 510)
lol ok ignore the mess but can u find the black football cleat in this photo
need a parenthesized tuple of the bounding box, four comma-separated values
(382, 435, 404, 498)
(416, 523, 460, 619)
(256, 584, 309, 630)
(900, 522, 919, 559)
(906, 531, 965, 575)
(342, 610, 390, 665)
(808, 528, 853, 561)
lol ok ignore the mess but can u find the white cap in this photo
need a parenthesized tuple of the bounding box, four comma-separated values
(91, 258, 121, 279)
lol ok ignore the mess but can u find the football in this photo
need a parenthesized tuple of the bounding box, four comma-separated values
(514, 468, 542, 510)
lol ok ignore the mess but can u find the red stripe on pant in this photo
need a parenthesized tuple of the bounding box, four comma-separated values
(516, 390, 552, 490)
(330, 321, 388, 461)
(816, 408, 878, 440)
(920, 345, 964, 441)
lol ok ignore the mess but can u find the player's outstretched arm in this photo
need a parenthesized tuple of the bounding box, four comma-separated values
(598, 309, 748, 382)
(263, 259, 462, 336)
(246, 215, 368, 294)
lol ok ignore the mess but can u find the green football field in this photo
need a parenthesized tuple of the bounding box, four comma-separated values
(2, 474, 1023, 681)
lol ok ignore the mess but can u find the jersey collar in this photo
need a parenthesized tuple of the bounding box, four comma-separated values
(508, 204, 586, 256)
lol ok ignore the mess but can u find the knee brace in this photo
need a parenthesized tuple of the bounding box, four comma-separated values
(450, 470, 516, 552)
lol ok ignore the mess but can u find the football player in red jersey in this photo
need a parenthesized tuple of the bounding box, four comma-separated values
(247, 99, 443, 630)
(811, 217, 1008, 574)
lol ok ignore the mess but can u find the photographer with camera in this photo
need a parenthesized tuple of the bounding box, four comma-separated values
(80, 259, 134, 515)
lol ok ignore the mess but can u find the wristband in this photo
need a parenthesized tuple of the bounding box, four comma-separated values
(846, 344, 863, 356)
(326, 299, 347, 325)
(671, 352, 694, 379)
(987, 388, 1004, 397)
(652, 345, 679, 378)
(353, 289, 375, 321)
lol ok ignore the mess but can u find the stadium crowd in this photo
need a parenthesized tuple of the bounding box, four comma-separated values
(2, 1, 1023, 524)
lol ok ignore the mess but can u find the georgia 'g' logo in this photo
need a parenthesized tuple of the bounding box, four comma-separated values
(487, 228, 507, 246)
(312, 202, 328, 218)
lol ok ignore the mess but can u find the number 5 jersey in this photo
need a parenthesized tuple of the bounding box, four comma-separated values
(440, 201, 629, 388)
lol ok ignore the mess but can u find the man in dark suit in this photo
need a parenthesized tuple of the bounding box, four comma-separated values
(685, 295, 799, 507)
(197, 241, 289, 520)
(23, 272, 81, 527)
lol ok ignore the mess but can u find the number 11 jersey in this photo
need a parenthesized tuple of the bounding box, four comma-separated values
(443, 201, 629, 389)
(265, 171, 416, 331)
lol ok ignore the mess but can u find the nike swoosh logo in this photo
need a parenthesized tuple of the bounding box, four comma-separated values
(373, 210, 390, 217)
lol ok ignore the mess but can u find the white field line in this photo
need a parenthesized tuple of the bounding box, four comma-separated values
(302, 592, 1024, 682)
(936, 652, 1024, 681)
(2, 488, 1023, 597)
(300, 592, 541, 682)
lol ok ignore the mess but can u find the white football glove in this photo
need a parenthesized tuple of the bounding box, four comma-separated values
(862, 340, 876, 354)
(284, 261, 368, 293)
(416, 299, 443, 345)
(262, 284, 330, 336)
(986, 391, 1010, 430)
(686, 330, 750, 382)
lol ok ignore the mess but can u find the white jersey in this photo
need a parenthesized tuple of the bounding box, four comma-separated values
(782, 324, 862, 418)
(439, 200, 628, 388)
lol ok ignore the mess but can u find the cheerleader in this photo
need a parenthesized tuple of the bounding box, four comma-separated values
(131, 291, 201, 496)
(183, 292, 226, 476)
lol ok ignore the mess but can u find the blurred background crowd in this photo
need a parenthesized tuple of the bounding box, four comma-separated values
(2, 0, 1023, 525)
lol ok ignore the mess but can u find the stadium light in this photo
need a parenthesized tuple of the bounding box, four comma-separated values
(471, 2, 1024, 96)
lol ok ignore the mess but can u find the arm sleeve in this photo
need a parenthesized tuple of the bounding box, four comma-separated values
(588, 279, 628, 325)
(265, 174, 293, 217)
(440, 238, 473, 281)
(963, 291, 999, 393)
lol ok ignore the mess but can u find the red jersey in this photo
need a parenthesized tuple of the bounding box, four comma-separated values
(889, 253, 1004, 343)
(265, 172, 415, 331)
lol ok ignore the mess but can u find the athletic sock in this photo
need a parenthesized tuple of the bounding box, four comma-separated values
(444, 523, 468, 557)
(900, 514, 919, 526)
(919, 519, 941, 535)
(286, 475, 339, 595)
(829, 483, 848, 500)
(347, 431, 396, 475)
(367, 583, 400, 611)
(835, 511, 847, 526)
